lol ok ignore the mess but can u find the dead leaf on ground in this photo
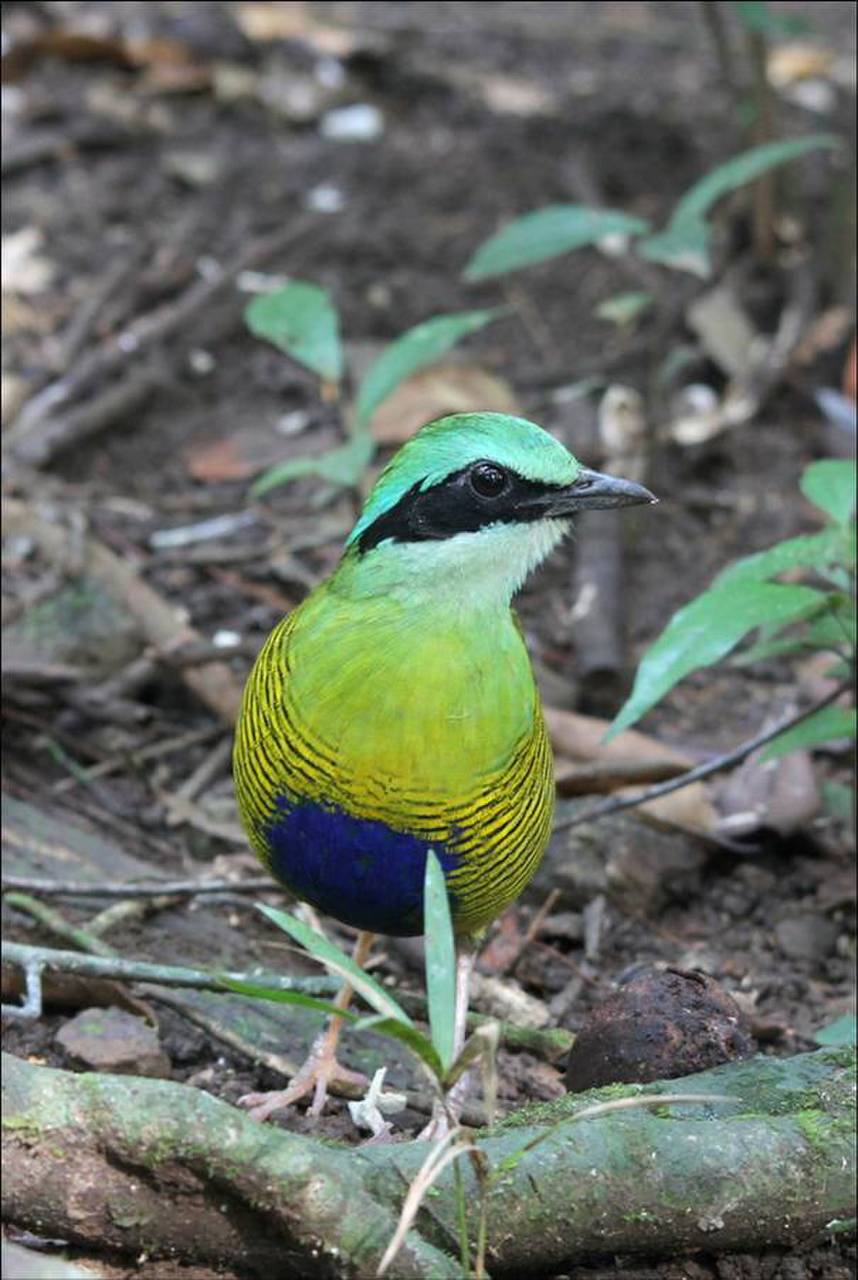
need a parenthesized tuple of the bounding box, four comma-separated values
(717, 745, 820, 839)
(370, 363, 521, 444)
(184, 423, 339, 483)
(767, 43, 836, 88)
(546, 706, 716, 836)
(234, 1, 362, 57)
(638, 782, 718, 836)
(544, 706, 692, 769)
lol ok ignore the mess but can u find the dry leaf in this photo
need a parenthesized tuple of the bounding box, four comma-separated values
(639, 782, 718, 836)
(234, 2, 359, 57)
(371, 363, 520, 445)
(544, 706, 692, 769)
(717, 749, 820, 839)
(767, 43, 836, 88)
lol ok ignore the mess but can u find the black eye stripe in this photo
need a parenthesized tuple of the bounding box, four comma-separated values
(356, 464, 567, 553)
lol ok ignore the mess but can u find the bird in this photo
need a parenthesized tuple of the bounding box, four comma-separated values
(233, 411, 655, 1123)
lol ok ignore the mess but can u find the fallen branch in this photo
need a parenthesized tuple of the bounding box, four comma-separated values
(0, 941, 571, 1062)
(2, 1048, 853, 1276)
(554, 682, 850, 831)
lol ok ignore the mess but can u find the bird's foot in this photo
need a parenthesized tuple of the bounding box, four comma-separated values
(238, 1036, 368, 1122)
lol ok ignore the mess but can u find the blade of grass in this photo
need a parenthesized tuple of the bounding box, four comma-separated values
(218, 975, 361, 1022)
(257, 904, 413, 1026)
(423, 850, 456, 1071)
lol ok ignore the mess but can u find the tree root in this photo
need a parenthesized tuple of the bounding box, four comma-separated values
(2, 1048, 854, 1278)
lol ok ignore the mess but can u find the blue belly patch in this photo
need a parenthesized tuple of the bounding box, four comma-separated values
(264, 798, 460, 936)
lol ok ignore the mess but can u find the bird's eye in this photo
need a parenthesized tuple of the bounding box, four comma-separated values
(470, 463, 507, 498)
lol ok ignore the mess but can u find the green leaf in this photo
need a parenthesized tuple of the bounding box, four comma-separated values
(669, 136, 839, 226)
(594, 291, 653, 327)
(636, 216, 712, 277)
(245, 282, 343, 382)
(733, 634, 812, 666)
(354, 1014, 445, 1080)
(638, 136, 839, 276)
(423, 850, 456, 1071)
(822, 781, 854, 824)
(806, 608, 855, 650)
(800, 459, 857, 526)
(814, 1012, 857, 1047)
(730, 1, 811, 38)
(714, 526, 847, 588)
(463, 206, 651, 281)
(250, 432, 374, 498)
(608, 581, 824, 737)
(759, 705, 856, 761)
(354, 309, 503, 430)
(217, 976, 360, 1022)
(257, 904, 414, 1026)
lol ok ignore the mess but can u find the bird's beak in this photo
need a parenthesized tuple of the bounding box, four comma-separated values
(545, 467, 658, 515)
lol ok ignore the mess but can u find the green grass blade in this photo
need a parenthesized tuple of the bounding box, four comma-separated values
(258, 904, 414, 1026)
(218, 975, 360, 1021)
(423, 850, 456, 1071)
(354, 1014, 445, 1080)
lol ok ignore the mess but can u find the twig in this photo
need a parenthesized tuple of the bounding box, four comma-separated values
(51, 724, 222, 793)
(8, 219, 315, 463)
(553, 683, 851, 832)
(10, 364, 163, 466)
(1, 941, 339, 1003)
(4, 893, 117, 958)
(1, 875, 278, 898)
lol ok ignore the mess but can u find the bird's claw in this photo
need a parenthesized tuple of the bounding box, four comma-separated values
(238, 1042, 368, 1122)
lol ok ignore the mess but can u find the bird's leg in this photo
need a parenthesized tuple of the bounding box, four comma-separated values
(239, 929, 375, 1122)
(418, 937, 476, 1140)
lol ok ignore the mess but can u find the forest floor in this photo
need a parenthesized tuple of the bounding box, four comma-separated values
(1, 3, 856, 1279)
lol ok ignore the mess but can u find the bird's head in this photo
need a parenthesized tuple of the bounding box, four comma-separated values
(339, 412, 656, 605)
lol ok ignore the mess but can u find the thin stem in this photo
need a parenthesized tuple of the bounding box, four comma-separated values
(554, 682, 851, 832)
(1, 875, 277, 898)
(452, 1157, 472, 1277)
(1, 941, 338, 999)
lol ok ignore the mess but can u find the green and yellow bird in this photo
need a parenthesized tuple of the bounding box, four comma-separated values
(233, 411, 654, 1120)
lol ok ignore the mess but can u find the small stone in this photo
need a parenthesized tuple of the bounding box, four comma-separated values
(56, 1007, 170, 1077)
(775, 914, 839, 962)
(320, 103, 384, 141)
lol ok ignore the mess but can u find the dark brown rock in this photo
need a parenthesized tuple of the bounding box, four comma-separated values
(565, 967, 755, 1092)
